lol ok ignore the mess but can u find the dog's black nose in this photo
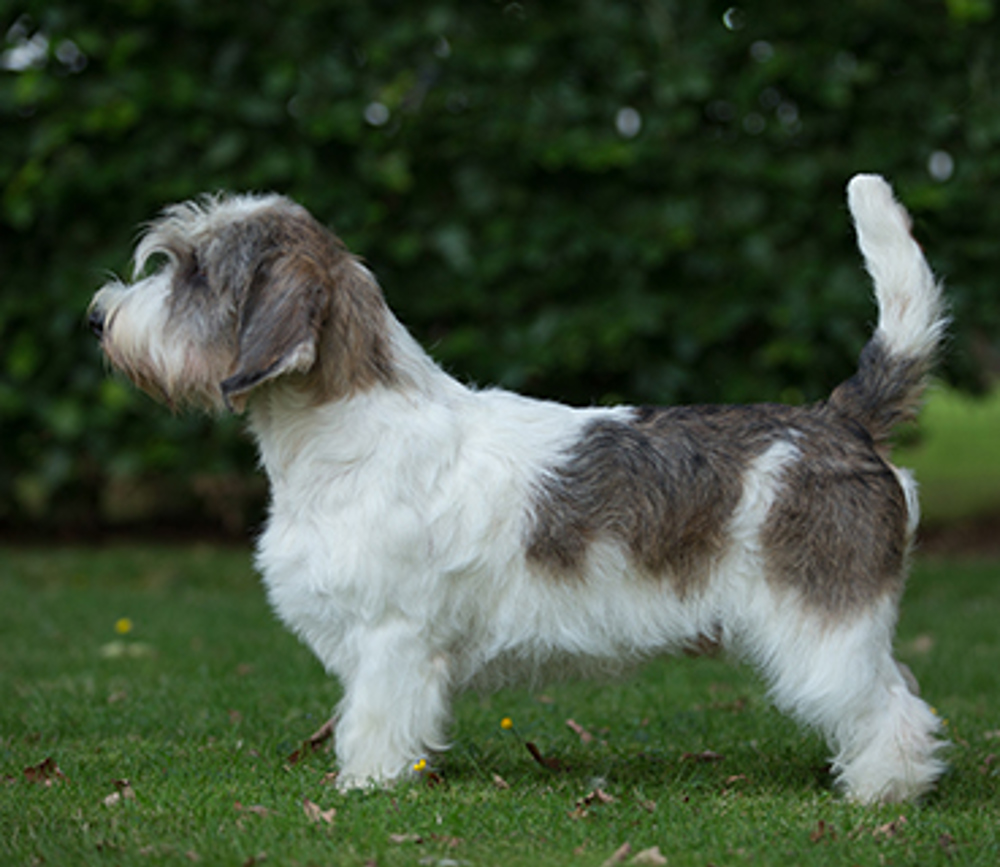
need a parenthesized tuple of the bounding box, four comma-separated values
(88, 308, 105, 339)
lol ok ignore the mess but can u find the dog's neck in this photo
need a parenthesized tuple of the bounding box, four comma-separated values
(246, 310, 464, 489)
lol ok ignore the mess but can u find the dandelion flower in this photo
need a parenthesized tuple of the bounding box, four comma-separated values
(115, 618, 133, 635)
(500, 717, 514, 730)
(413, 758, 427, 772)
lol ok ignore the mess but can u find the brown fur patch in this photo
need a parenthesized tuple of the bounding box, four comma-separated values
(527, 402, 911, 614)
(760, 405, 910, 612)
(214, 203, 397, 404)
(827, 336, 929, 450)
(132, 197, 397, 407)
(526, 405, 783, 595)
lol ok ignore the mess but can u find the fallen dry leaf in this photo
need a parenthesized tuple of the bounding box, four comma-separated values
(582, 788, 616, 806)
(423, 770, 445, 788)
(631, 846, 668, 866)
(388, 833, 423, 844)
(570, 786, 617, 819)
(306, 719, 335, 746)
(681, 750, 724, 763)
(809, 819, 836, 843)
(600, 842, 632, 867)
(103, 779, 136, 806)
(23, 757, 68, 786)
(492, 773, 510, 790)
(286, 718, 336, 765)
(525, 741, 565, 771)
(235, 801, 274, 817)
(873, 816, 907, 839)
(301, 797, 336, 825)
(566, 718, 595, 744)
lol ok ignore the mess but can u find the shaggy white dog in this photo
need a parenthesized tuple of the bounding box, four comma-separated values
(90, 175, 947, 801)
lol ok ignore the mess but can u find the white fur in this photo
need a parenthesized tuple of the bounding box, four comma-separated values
(848, 174, 948, 360)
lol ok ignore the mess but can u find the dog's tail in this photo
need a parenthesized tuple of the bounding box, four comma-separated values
(827, 174, 947, 447)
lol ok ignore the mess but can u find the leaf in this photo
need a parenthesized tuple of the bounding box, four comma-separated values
(681, 750, 724, 763)
(873, 816, 908, 839)
(631, 846, 668, 866)
(581, 788, 616, 806)
(525, 741, 565, 771)
(570, 787, 616, 819)
(600, 842, 632, 867)
(809, 819, 836, 843)
(301, 797, 336, 825)
(492, 773, 510, 790)
(306, 719, 335, 746)
(23, 757, 67, 786)
(103, 778, 136, 806)
(388, 833, 423, 844)
(287, 718, 336, 765)
(566, 718, 594, 744)
(235, 801, 274, 817)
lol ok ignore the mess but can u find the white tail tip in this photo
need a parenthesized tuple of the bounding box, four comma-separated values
(846, 173, 945, 361)
(847, 174, 912, 241)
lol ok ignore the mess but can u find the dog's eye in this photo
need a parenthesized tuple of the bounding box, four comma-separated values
(182, 253, 210, 293)
(135, 251, 171, 279)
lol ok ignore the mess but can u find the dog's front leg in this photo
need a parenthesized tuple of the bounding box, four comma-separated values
(333, 618, 452, 789)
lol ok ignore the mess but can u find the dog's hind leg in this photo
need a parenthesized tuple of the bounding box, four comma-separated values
(332, 619, 452, 789)
(744, 594, 946, 802)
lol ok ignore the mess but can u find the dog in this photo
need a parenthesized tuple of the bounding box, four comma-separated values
(89, 175, 947, 801)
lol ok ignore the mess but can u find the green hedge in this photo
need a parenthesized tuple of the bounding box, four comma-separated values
(2, 0, 998, 532)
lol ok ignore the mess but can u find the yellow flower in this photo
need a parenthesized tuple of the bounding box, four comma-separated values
(413, 758, 427, 772)
(500, 717, 514, 730)
(114, 618, 133, 635)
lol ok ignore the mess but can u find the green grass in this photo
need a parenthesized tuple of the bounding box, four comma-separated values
(2, 546, 999, 866)
(896, 386, 1000, 525)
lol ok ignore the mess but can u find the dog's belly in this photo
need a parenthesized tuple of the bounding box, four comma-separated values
(443, 543, 732, 691)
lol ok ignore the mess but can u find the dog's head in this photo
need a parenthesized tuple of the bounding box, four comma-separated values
(88, 194, 394, 412)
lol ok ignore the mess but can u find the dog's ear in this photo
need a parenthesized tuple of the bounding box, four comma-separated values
(220, 253, 327, 411)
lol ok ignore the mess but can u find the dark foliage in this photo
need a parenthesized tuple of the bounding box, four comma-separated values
(2, 0, 998, 531)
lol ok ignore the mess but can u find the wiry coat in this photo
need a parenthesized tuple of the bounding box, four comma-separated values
(89, 175, 948, 801)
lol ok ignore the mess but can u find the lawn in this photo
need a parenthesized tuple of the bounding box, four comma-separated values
(1, 546, 998, 866)
(895, 385, 1000, 525)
